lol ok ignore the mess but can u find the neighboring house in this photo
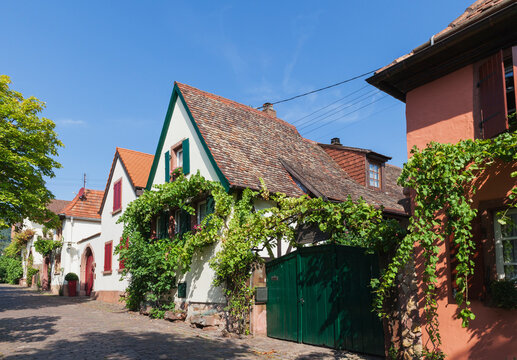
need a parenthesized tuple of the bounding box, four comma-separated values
(367, 0, 517, 358)
(94, 147, 153, 303)
(20, 199, 70, 289)
(51, 188, 104, 295)
(145, 82, 408, 330)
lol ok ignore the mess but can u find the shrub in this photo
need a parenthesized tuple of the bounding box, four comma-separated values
(0, 256, 23, 284)
(26, 267, 39, 287)
(490, 279, 517, 309)
(64, 272, 79, 282)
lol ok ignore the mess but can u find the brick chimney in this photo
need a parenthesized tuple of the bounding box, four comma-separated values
(331, 137, 341, 145)
(262, 103, 276, 117)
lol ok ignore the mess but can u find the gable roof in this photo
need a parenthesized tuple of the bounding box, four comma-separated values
(47, 199, 70, 215)
(367, 0, 517, 101)
(99, 148, 154, 215)
(60, 188, 104, 220)
(149, 82, 408, 214)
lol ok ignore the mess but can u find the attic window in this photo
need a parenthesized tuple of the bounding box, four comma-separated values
(368, 163, 381, 188)
(169, 138, 190, 178)
(293, 177, 309, 195)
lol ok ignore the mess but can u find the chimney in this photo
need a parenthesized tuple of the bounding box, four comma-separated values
(330, 137, 341, 145)
(262, 103, 276, 117)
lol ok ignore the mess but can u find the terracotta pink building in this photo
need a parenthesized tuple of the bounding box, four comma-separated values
(368, 0, 517, 358)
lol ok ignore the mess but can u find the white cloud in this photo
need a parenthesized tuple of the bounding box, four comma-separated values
(56, 119, 86, 127)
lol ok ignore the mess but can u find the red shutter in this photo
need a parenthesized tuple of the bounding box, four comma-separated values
(119, 237, 128, 269)
(479, 50, 508, 139)
(113, 181, 122, 211)
(104, 242, 112, 271)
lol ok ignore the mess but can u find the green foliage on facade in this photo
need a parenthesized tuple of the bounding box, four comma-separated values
(117, 171, 403, 334)
(373, 130, 517, 358)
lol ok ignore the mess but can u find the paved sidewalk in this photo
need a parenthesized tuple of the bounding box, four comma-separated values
(0, 284, 382, 359)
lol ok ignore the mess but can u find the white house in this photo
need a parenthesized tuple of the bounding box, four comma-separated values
(145, 82, 408, 331)
(20, 199, 70, 289)
(93, 147, 153, 303)
(51, 188, 103, 295)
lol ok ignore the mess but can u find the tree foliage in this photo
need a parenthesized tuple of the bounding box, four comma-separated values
(0, 75, 63, 228)
(373, 130, 517, 358)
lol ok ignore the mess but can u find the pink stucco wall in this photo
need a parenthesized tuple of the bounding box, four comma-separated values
(406, 65, 475, 154)
(406, 65, 517, 359)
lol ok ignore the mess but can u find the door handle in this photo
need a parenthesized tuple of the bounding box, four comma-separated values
(299, 297, 304, 304)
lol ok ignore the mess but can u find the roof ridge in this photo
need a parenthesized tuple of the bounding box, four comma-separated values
(175, 82, 298, 133)
(117, 147, 153, 156)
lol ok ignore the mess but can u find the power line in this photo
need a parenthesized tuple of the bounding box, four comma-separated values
(316, 102, 402, 141)
(302, 95, 388, 134)
(297, 89, 379, 130)
(291, 84, 370, 125)
(256, 70, 376, 109)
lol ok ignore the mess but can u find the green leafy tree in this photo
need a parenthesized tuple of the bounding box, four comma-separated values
(0, 75, 63, 229)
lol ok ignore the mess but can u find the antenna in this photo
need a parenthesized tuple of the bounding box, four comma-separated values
(83, 173, 86, 189)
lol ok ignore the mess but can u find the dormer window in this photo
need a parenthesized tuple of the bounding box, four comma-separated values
(368, 163, 381, 188)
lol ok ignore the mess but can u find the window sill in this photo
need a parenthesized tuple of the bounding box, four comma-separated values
(102, 270, 112, 275)
(111, 208, 122, 216)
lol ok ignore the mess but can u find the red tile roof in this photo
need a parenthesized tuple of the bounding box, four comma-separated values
(60, 188, 104, 219)
(176, 82, 408, 213)
(47, 199, 70, 215)
(98, 148, 154, 214)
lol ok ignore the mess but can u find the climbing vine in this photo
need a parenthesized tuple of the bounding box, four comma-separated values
(372, 130, 517, 358)
(117, 170, 403, 333)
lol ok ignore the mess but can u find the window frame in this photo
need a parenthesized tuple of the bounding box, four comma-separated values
(494, 208, 517, 280)
(103, 241, 113, 274)
(197, 200, 207, 225)
(367, 161, 381, 189)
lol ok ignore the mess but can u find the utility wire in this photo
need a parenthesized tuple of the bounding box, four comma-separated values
(316, 102, 402, 140)
(256, 70, 376, 109)
(297, 89, 379, 130)
(291, 84, 370, 125)
(302, 95, 388, 134)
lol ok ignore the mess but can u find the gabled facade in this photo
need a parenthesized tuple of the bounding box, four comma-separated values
(368, 0, 517, 358)
(147, 82, 408, 330)
(94, 147, 153, 302)
(52, 188, 103, 295)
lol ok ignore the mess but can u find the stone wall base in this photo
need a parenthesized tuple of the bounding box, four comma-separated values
(91, 290, 125, 304)
(176, 302, 227, 330)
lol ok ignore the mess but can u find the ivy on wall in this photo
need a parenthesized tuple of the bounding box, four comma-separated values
(373, 130, 517, 359)
(117, 171, 403, 333)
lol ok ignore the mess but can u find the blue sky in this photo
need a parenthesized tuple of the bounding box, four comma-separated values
(2, 1, 474, 200)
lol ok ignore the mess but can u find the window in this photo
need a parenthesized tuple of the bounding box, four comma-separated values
(197, 201, 207, 224)
(174, 210, 181, 234)
(104, 241, 113, 272)
(54, 254, 61, 274)
(494, 209, 517, 280)
(168, 138, 190, 177)
(478, 47, 517, 139)
(368, 163, 381, 188)
(113, 179, 122, 212)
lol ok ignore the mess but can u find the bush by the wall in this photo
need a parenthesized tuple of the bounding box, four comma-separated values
(64, 272, 78, 282)
(0, 256, 23, 284)
(490, 279, 517, 309)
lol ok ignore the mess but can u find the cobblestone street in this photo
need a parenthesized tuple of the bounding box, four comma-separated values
(0, 284, 382, 359)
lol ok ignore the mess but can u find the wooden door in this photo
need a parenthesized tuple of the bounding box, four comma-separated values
(85, 254, 94, 296)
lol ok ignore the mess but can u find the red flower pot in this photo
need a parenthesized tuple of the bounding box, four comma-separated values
(68, 280, 77, 297)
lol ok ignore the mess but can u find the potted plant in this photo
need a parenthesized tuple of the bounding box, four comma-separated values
(65, 272, 79, 297)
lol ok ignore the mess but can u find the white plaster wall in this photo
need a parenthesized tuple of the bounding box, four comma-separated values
(152, 99, 225, 304)
(253, 199, 291, 259)
(153, 99, 220, 185)
(96, 157, 134, 292)
(55, 218, 101, 288)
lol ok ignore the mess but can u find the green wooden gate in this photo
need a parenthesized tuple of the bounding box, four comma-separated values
(266, 244, 385, 356)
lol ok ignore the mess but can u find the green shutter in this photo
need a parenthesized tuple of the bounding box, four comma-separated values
(158, 211, 169, 239)
(165, 151, 170, 182)
(182, 138, 190, 175)
(206, 196, 215, 215)
(180, 209, 191, 234)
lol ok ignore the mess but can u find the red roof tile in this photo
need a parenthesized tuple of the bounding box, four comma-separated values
(175, 82, 407, 213)
(47, 199, 70, 215)
(98, 148, 154, 214)
(60, 188, 104, 219)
